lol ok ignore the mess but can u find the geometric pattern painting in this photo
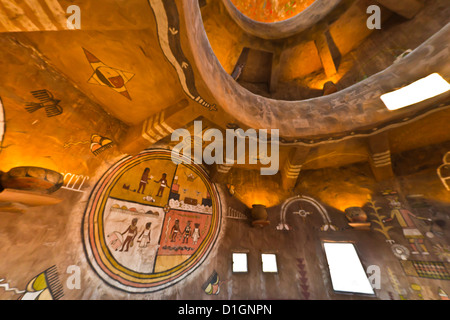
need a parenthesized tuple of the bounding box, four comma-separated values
(83, 48, 135, 100)
(400, 260, 450, 281)
(82, 149, 222, 293)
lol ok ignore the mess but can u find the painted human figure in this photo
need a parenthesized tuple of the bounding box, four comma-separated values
(170, 219, 181, 242)
(154, 173, 168, 197)
(119, 218, 138, 252)
(137, 168, 151, 194)
(192, 223, 201, 245)
(384, 196, 429, 255)
(137, 222, 151, 248)
(182, 221, 192, 244)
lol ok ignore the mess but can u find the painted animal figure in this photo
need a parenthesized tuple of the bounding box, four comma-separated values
(25, 90, 63, 117)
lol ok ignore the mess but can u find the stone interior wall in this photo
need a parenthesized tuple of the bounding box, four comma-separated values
(0, 140, 449, 300)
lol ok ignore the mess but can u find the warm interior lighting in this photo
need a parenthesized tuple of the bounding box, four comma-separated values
(323, 242, 374, 295)
(232, 253, 248, 273)
(381, 73, 450, 110)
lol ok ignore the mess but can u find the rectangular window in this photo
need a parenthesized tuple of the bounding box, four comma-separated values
(232, 253, 248, 273)
(323, 242, 374, 295)
(380, 73, 450, 110)
(261, 254, 278, 273)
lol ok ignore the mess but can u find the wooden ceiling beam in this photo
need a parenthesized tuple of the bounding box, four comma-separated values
(118, 99, 197, 155)
(368, 132, 394, 182)
(281, 147, 310, 191)
(376, 0, 424, 19)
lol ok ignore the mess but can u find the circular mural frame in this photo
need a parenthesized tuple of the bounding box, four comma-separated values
(82, 149, 222, 293)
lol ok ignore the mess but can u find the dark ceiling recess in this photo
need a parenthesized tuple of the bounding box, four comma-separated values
(324, 29, 342, 72)
(231, 47, 250, 81)
(232, 47, 274, 96)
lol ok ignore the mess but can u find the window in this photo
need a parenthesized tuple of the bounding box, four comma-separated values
(323, 242, 374, 295)
(380, 73, 450, 110)
(261, 254, 278, 273)
(232, 253, 248, 273)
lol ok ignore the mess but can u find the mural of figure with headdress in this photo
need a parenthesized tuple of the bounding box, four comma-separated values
(154, 173, 168, 197)
(383, 192, 429, 255)
(137, 222, 152, 248)
(170, 219, 181, 242)
(192, 223, 201, 245)
(119, 218, 139, 252)
(182, 221, 192, 244)
(137, 167, 152, 194)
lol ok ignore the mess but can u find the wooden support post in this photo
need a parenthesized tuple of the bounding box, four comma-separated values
(376, 0, 423, 19)
(210, 163, 233, 184)
(281, 147, 309, 191)
(368, 132, 395, 182)
(118, 99, 195, 155)
(315, 30, 340, 78)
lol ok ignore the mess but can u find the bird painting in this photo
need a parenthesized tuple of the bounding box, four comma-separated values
(25, 90, 63, 117)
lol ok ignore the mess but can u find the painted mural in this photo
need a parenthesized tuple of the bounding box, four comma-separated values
(82, 149, 222, 293)
(364, 190, 450, 299)
(148, 0, 217, 111)
(63, 134, 114, 157)
(0, 97, 4, 154)
(230, 0, 316, 23)
(276, 195, 337, 231)
(25, 90, 63, 117)
(83, 48, 135, 100)
(0, 265, 64, 300)
(202, 270, 226, 295)
(438, 152, 450, 191)
(296, 258, 310, 300)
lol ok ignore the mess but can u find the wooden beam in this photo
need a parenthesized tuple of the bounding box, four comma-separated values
(315, 31, 340, 78)
(368, 132, 394, 182)
(118, 99, 196, 155)
(281, 147, 309, 191)
(210, 163, 233, 184)
(376, 0, 423, 19)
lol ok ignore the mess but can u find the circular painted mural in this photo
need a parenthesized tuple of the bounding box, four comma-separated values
(82, 149, 222, 293)
(230, 0, 316, 23)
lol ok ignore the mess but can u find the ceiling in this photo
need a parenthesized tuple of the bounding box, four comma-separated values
(0, 0, 449, 207)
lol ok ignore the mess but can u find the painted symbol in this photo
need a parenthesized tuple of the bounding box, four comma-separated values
(90, 134, 114, 156)
(83, 48, 135, 100)
(293, 209, 312, 219)
(391, 244, 410, 260)
(202, 271, 225, 295)
(1, 266, 64, 300)
(64, 134, 114, 156)
(438, 287, 449, 300)
(25, 90, 63, 117)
